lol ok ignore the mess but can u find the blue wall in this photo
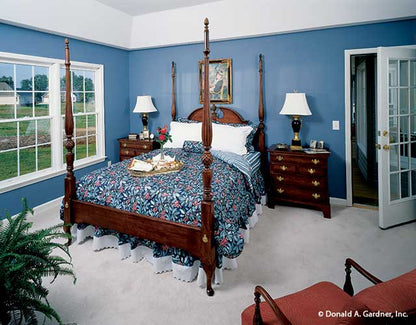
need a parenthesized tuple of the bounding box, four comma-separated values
(129, 19, 416, 200)
(1, 19, 415, 216)
(0, 23, 130, 216)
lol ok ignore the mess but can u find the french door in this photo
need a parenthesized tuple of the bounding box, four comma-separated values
(377, 46, 416, 228)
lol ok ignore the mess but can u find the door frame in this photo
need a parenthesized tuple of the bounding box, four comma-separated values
(345, 45, 416, 207)
(345, 47, 377, 206)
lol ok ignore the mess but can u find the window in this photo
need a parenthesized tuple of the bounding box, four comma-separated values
(0, 52, 105, 193)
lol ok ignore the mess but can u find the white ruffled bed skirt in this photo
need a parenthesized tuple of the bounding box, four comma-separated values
(70, 198, 265, 287)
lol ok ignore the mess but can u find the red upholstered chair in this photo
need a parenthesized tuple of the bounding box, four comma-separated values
(241, 258, 416, 325)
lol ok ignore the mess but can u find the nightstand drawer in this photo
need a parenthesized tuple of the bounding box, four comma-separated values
(272, 174, 326, 189)
(270, 163, 296, 173)
(272, 187, 327, 202)
(118, 138, 158, 161)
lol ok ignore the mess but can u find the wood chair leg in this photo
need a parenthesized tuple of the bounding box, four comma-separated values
(203, 263, 215, 296)
(253, 291, 264, 325)
(343, 259, 354, 296)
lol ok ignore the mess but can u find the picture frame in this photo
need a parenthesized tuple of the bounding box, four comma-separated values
(142, 130, 150, 140)
(310, 140, 317, 149)
(199, 58, 232, 104)
(317, 140, 324, 149)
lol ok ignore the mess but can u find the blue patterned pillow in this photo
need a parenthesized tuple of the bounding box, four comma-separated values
(183, 140, 204, 153)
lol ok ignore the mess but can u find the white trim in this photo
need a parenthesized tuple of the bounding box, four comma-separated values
(32, 195, 63, 217)
(0, 156, 106, 194)
(344, 47, 377, 207)
(0, 51, 106, 193)
(330, 197, 347, 206)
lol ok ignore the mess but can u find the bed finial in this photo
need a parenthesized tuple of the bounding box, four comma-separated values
(204, 17, 209, 26)
(171, 61, 176, 121)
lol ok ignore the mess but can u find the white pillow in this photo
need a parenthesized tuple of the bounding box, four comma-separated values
(164, 121, 202, 148)
(212, 123, 253, 155)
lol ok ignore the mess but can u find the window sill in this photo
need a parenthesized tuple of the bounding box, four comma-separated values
(0, 156, 107, 194)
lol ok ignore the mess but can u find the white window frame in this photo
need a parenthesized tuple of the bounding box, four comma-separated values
(0, 51, 106, 194)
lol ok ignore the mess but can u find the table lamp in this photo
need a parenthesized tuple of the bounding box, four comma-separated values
(279, 92, 312, 150)
(133, 95, 157, 138)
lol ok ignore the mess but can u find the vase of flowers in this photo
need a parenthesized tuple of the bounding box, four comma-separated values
(156, 125, 172, 162)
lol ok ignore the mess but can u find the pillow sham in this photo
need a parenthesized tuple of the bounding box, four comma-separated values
(211, 123, 253, 155)
(164, 121, 202, 148)
(176, 117, 257, 152)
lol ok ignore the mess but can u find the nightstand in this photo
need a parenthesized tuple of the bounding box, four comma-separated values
(118, 138, 159, 161)
(267, 145, 331, 218)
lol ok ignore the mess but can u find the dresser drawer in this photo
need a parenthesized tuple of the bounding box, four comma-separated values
(271, 173, 326, 189)
(118, 138, 157, 161)
(270, 163, 296, 173)
(298, 166, 326, 177)
(272, 186, 327, 203)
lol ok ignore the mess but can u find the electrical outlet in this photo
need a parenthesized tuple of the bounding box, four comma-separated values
(332, 120, 340, 130)
(107, 161, 112, 167)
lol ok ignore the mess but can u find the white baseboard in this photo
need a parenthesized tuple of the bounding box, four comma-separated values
(32, 196, 63, 217)
(330, 197, 347, 206)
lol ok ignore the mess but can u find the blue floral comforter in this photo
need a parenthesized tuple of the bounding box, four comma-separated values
(68, 148, 264, 267)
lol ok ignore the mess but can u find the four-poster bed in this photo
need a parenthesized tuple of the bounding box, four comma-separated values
(63, 19, 265, 296)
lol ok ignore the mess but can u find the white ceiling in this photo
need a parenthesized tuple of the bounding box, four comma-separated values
(1, 0, 415, 49)
(95, 0, 221, 16)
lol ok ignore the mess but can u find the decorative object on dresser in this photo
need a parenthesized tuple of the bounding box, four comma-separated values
(268, 144, 331, 218)
(279, 92, 312, 150)
(132, 95, 157, 139)
(118, 138, 159, 161)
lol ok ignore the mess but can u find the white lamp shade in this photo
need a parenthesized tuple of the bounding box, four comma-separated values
(133, 95, 157, 113)
(279, 93, 312, 116)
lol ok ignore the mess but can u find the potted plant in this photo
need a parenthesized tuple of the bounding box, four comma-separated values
(0, 199, 76, 325)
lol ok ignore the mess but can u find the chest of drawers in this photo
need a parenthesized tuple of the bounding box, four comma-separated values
(268, 146, 331, 218)
(118, 138, 159, 161)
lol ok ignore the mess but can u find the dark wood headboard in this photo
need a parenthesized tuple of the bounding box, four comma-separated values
(188, 105, 248, 124)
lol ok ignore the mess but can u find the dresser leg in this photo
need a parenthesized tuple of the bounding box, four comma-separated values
(322, 205, 331, 218)
(267, 198, 275, 209)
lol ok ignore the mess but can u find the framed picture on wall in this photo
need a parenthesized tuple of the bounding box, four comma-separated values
(199, 58, 232, 104)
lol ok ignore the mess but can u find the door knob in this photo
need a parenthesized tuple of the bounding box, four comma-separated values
(375, 144, 381, 150)
(383, 145, 390, 150)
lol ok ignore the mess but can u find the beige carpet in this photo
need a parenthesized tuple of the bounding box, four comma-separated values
(29, 204, 416, 325)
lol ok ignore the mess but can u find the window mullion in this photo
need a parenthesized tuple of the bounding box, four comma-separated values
(49, 63, 62, 170)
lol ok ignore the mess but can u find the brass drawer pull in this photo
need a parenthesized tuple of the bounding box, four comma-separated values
(312, 180, 320, 186)
(312, 193, 321, 199)
(277, 188, 285, 194)
(276, 176, 284, 182)
(280, 165, 287, 171)
(142, 145, 148, 149)
(277, 155, 284, 161)
(308, 168, 316, 174)
(123, 143, 127, 147)
(125, 150, 129, 154)
(311, 159, 320, 165)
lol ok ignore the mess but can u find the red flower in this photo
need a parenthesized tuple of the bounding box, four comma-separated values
(159, 134, 165, 141)
(160, 126, 167, 134)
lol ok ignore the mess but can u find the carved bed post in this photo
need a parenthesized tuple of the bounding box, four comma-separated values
(63, 39, 76, 245)
(171, 61, 176, 121)
(258, 54, 266, 177)
(200, 18, 216, 297)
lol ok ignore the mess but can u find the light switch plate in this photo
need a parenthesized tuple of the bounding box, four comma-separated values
(332, 120, 340, 130)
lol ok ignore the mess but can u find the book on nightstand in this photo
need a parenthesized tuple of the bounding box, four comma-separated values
(303, 148, 329, 154)
(128, 133, 139, 140)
